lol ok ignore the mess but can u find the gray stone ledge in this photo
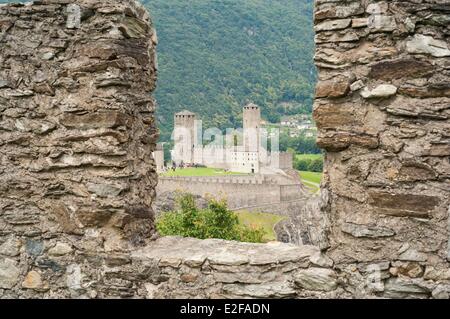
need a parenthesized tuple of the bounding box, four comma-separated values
(132, 236, 320, 267)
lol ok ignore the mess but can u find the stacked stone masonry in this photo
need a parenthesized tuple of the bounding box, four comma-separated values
(156, 174, 306, 211)
(313, 0, 450, 299)
(0, 0, 159, 298)
(0, 0, 449, 299)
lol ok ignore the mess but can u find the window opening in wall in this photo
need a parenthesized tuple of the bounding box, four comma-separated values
(148, 0, 318, 245)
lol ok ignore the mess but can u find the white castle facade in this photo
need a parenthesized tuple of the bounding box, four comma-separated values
(171, 104, 293, 174)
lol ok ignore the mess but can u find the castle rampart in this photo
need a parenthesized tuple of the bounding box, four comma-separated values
(0, 0, 159, 297)
(157, 175, 305, 211)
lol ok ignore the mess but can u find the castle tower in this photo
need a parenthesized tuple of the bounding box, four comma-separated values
(243, 103, 261, 152)
(173, 110, 197, 165)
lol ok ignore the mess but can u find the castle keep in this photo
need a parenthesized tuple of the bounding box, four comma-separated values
(0, 0, 449, 299)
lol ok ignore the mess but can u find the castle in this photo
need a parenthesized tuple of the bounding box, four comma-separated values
(171, 104, 293, 174)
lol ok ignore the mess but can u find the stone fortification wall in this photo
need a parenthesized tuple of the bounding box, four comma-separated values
(157, 175, 305, 210)
(313, 0, 450, 297)
(0, 0, 158, 297)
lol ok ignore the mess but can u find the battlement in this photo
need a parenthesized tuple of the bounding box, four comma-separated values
(174, 110, 196, 118)
(160, 174, 270, 185)
(243, 103, 259, 110)
(157, 173, 305, 210)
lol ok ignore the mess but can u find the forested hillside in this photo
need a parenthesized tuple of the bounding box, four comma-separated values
(143, 0, 316, 140)
(1, 0, 316, 141)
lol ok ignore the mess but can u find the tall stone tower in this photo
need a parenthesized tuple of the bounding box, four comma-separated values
(173, 110, 197, 164)
(243, 103, 261, 152)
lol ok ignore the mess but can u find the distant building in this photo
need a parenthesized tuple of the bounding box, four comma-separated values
(172, 104, 293, 174)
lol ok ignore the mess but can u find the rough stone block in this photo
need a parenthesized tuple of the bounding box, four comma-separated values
(369, 58, 434, 80)
(315, 19, 351, 32)
(361, 84, 397, 99)
(369, 192, 440, 218)
(294, 268, 337, 292)
(317, 131, 379, 151)
(315, 77, 350, 98)
(0, 258, 21, 289)
(60, 112, 131, 130)
(341, 222, 395, 238)
(66, 4, 81, 29)
(314, 104, 361, 129)
(406, 34, 450, 57)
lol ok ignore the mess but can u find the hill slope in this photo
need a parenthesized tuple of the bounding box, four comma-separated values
(143, 0, 316, 140)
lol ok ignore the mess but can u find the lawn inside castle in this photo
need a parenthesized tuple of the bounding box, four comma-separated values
(160, 165, 323, 193)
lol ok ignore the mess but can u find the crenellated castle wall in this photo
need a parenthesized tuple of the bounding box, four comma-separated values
(157, 175, 306, 211)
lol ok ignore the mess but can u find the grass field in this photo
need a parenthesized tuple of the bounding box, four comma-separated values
(295, 153, 323, 161)
(161, 167, 243, 177)
(299, 171, 322, 184)
(235, 211, 286, 242)
(299, 171, 323, 193)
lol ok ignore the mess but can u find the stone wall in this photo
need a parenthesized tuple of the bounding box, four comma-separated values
(313, 0, 450, 297)
(0, 0, 158, 297)
(1, 0, 449, 299)
(157, 175, 306, 211)
(275, 193, 329, 249)
(131, 236, 346, 299)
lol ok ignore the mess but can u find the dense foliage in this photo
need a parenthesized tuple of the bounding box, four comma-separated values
(157, 194, 265, 243)
(294, 157, 323, 172)
(279, 132, 321, 154)
(142, 0, 316, 141)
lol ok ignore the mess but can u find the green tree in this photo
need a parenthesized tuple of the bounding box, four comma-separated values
(279, 131, 322, 154)
(157, 194, 265, 243)
(309, 158, 324, 173)
(294, 158, 312, 171)
(141, 0, 316, 140)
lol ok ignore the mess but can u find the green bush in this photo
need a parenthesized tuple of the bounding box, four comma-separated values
(294, 156, 323, 173)
(156, 194, 265, 243)
(294, 158, 312, 171)
(309, 158, 323, 173)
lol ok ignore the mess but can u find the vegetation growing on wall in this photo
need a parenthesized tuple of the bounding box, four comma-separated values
(235, 211, 285, 242)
